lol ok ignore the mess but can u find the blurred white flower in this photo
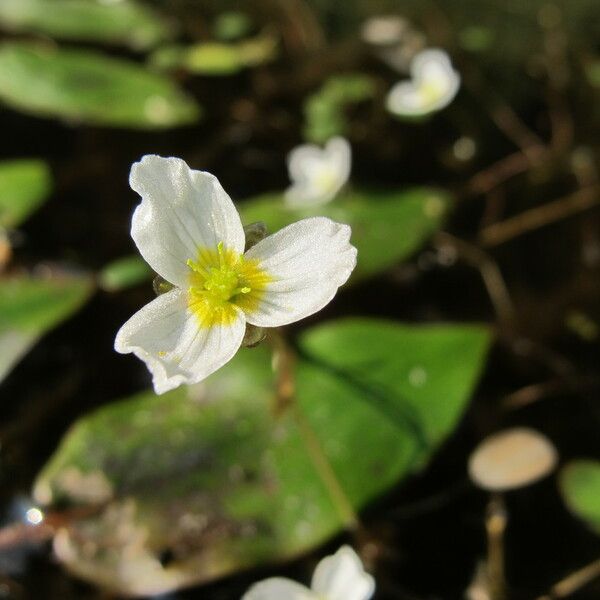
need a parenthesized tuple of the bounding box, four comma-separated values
(115, 155, 356, 394)
(361, 15, 409, 46)
(285, 137, 351, 207)
(242, 545, 375, 600)
(386, 48, 460, 117)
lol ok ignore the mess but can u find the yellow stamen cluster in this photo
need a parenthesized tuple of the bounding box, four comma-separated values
(419, 79, 446, 106)
(187, 242, 271, 328)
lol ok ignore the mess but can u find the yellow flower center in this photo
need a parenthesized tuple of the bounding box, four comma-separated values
(187, 242, 271, 328)
(314, 166, 339, 196)
(419, 78, 447, 107)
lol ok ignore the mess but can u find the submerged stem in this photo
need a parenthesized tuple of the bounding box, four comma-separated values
(269, 329, 360, 531)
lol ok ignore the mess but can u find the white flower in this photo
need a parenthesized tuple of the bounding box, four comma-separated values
(285, 137, 351, 207)
(115, 155, 356, 394)
(386, 48, 460, 117)
(242, 545, 375, 600)
(361, 15, 409, 46)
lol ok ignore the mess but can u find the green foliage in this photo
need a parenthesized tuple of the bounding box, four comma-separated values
(239, 188, 450, 280)
(34, 318, 490, 595)
(98, 255, 152, 292)
(0, 42, 201, 129)
(458, 26, 495, 53)
(0, 159, 52, 228)
(0, 0, 172, 50)
(150, 35, 277, 76)
(585, 61, 600, 88)
(560, 460, 600, 534)
(0, 275, 93, 384)
(212, 11, 253, 42)
(304, 74, 375, 143)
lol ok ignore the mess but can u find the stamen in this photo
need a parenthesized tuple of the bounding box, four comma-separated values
(186, 242, 271, 328)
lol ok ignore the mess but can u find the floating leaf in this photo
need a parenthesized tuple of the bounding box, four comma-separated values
(0, 42, 200, 129)
(0, 159, 52, 228)
(98, 255, 152, 292)
(150, 35, 277, 75)
(35, 318, 490, 595)
(559, 460, 600, 534)
(0, 275, 94, 384)
(0, 0, 173, 50)
(239, 188, 450, 281)
(304, 74, 375, 143)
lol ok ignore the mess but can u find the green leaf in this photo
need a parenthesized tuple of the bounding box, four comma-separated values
(303, 74, 375, 143)
(98, 255, 152, 292)
(559, 460, 600, 534)
(0, 275, 94, 384)
(35, 318, 490, 595)
(585, 60, 600, 89)
(239, 188, 450, 280)
(458, 26, 495, 52)
(150, 35, 277, 76)
(213, 11, 253, 42)
(0, 159, 52, 228)
(0, 0, 173, 50)
(0, 42, 201, 129)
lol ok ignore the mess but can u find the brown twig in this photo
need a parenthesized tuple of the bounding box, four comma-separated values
(0, 504, 103, 551)
(502, 379, 566, 410)
(540, 5, 574, 155)
(434, 232, 516, 326)
(488, 104, 547, 163)
(269, 0, 325, 54)
(480, 185, 599, 247)
(0, 522, 54, 550)
(467, 151, 538, 197)
(536, 557, 600, 600)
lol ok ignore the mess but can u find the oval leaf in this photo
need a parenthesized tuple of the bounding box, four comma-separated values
(150, 36, 277, 75)
(0, 42, 201, 129)
(34, 318, 490, 595)
(559, 460, 600, 535)
(0, 0, 173, 50)
(0, 159, 52, 228)
(0, 275, 93, 384)
(239, 188, 450, 281)
(98, 255, 152, 292)
(303, 74, 376, 143)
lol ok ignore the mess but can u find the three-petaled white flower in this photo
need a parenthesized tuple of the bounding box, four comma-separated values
(114, 155, 357, 394)
(242, 545, 375, 600)
(285, 137, 351, 207)
(386, 48, 460, 118)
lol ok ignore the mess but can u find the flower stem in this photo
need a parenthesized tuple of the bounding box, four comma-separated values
(292, 402, 360, 531)
(486, 494, 507, 600)
(269, 329, 361, 531)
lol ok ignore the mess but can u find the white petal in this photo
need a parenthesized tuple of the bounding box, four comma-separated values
(287, 144, 326, 183)
(386, 81, 425, 115)
(114, 288, 245, 394)
(325, 137, 352, 188)
(242, 578, 315, 600)
(243, 217, 356, 327)
(386, 48, 460, 116)
(411, 48, 453, 79)
(311, 546, 375, 600)
(129, 155, 245, 288)
(285, 138, 351, 207)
